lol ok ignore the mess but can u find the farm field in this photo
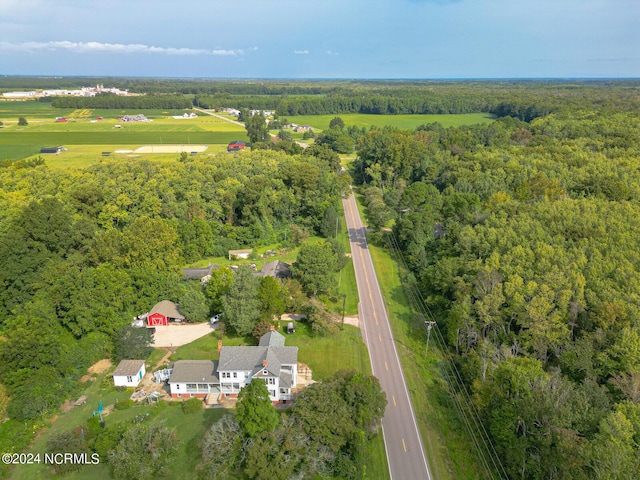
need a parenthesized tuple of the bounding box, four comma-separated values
(287, 112, 496, 131)
(0, 102, 248, 163)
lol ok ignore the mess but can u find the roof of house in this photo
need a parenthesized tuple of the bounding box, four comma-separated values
(259, 330, 286, 347)
(255, 260, 292, 279)
(218, 330, 297, 377)
(181, 264, 219, 280)
(149, 300, 185, 320)
(113, 359, 145, 377)
(169, 360, 219, 383)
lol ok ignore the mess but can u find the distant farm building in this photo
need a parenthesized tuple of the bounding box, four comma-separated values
(227, 140, 247, 152)
(120, 114, 149, 122)
(147, 300, 185, 326)
(294, 125, 313, 133)
(40, 146, 66, 154)
(172, 112, 198, 119)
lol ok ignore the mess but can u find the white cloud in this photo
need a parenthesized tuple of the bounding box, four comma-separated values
(326, 50, 339, 56)
(294, 49, 309, 54)
(0, 40, 244, 56)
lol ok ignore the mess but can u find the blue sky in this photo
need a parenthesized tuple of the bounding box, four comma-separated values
(0, 0, 638, 78)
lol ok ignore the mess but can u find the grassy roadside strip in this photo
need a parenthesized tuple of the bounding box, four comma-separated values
(367, 241, 484, 480)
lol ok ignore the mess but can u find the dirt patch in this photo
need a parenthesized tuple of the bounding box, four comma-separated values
(88, 359, 112, 375)
(80, 359, 112, 382)
(343, 315, 360, 328)
(59, 400, 74, 413)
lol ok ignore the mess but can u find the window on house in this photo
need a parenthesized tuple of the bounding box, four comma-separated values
(127, 376, 133, 383)
(233, 372, 237, 378)
(176, 384, 180, 390)
(186, 383, 197, 389)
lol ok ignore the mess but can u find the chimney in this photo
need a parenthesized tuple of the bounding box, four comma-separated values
(262, 360, 268, 367)
(269, 324, 275, 332)
(218, 340, 222, 355)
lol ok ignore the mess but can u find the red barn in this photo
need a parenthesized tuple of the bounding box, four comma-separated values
(227, 140, 247, 152)
(147, 300, 185, 326)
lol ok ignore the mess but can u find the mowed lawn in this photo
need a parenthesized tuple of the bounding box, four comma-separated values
(287, 112, 496, 131)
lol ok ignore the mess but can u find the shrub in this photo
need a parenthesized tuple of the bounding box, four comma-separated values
(114, 399, 134, 410)
(182, 397, 202, 414)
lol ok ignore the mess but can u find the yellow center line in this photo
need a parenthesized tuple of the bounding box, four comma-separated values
(379, 333, 382, 342)
(392, 395, 397, 406)
(385, 361, 389, 371)
(402, 438, 407, 453)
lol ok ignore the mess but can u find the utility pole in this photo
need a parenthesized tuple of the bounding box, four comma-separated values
(425, 321, 436, 356)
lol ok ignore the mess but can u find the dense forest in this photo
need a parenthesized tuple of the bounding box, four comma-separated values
(355, 96, 640, 478)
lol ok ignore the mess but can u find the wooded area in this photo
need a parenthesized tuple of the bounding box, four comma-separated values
(356, 87, 640, 479)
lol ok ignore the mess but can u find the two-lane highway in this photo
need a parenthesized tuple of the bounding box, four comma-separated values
(343, 191, 432, 480)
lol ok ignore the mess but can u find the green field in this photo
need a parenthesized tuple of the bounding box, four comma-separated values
(0, 102, 248, 163)
(287, 113, 495, 131)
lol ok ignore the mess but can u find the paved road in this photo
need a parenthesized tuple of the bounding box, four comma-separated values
(343, 191, 432, 480)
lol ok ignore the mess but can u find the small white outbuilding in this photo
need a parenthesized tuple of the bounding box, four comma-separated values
(113, 360, 146, 388)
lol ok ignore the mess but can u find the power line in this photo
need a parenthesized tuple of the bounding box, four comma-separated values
(384, 231, 509, 480)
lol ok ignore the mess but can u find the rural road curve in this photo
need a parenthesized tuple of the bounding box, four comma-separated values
(343, 191, 433, 480)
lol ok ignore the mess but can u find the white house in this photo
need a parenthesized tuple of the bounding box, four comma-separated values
(113, 360, 146, 388)
(167, 328, 298, 403)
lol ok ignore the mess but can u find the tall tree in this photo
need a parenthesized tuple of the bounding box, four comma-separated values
(257, 276, 286, 319)
(245, 112, 269, 145)
(108, 421, 178, 480)
(292, 242, 338, 295)
(220, 266, 261, 336)
(205, 266, 234, 314)
(235, 379, 279, 437)
(112, 325, 153, 362)
(178, 284, 208, 323)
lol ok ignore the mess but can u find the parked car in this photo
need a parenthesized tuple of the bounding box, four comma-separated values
(210, 314, 222, 325)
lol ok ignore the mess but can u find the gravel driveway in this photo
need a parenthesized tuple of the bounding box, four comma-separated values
(152, 322, 215, 347)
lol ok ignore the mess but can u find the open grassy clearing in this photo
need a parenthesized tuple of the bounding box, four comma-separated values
(287, 112, 495, 131)
(9, 379, 227, 480)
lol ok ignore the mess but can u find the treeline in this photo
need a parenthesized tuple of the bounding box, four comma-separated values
(194, 92, 555, 120)
(356, 103, 640, 478)
(49, 93, 192, 109)
(0, 149, 348, 422)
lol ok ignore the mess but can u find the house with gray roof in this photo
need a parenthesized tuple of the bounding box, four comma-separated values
(167, 327, 298, 403)
(181, 264, 220, 284)
(168, 360, 219, 399)
(254, 260, 292, 280)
